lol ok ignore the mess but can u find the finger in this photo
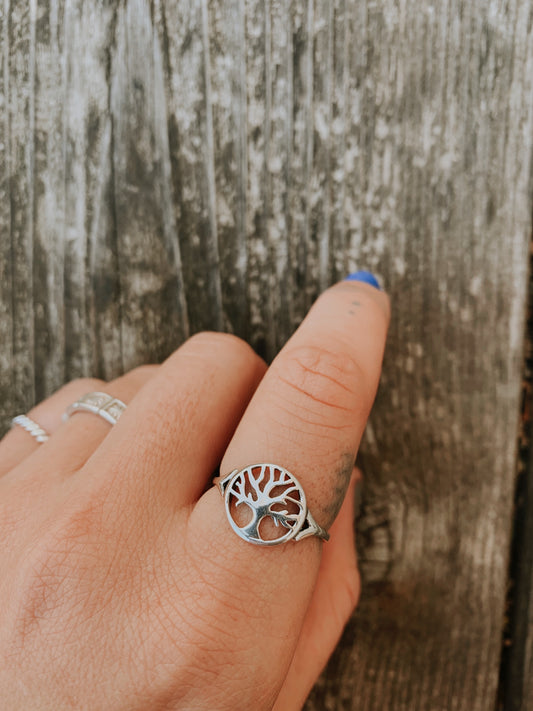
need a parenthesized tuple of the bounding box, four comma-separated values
(80, 332, 267, 508)
(226, 280, 388, 531)
(273, 469, 361, 711)
(186, 279, 388, 696)
(1, 367, 158, 482)
(0, 378, 107, 477)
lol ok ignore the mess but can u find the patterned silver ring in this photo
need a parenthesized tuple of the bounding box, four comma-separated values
(63, 392, 126, 426)
(11, 414, 50, 443)
(215, 463, 329, 546)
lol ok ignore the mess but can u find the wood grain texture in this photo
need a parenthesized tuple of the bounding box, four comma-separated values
(305, 2, 533, 709)
(1, 0, 533, 709)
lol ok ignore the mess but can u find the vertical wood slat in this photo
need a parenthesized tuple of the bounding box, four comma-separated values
(306, 1, 533, 709)
(0, 0, 36, 422)
(204, 0, 248, 340)
(1, 1, 533, 709)
(62, 0, 121, 381)
(32, 0, 66, 400)
(0, 0, 14, 416)
(161, 0, 223, 336)
(111, 0, 189, 368)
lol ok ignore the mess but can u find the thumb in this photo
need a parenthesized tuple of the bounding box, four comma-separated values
(273, 467, 362, 711)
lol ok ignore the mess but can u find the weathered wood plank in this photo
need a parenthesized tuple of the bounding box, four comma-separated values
(1, 0, 533, 709)
(205, 0, 249, 340)
(110, 0, 189, 368)
(65, 1, 122, 381)
(306, 1, 533, 709)
(160, 0, 224, 336)
(0, 0, 36, 422)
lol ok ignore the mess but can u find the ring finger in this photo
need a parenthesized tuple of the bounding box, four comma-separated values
(0, 367, 158, 480)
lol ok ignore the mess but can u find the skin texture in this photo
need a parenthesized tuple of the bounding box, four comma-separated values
(0, 280, 389, 710)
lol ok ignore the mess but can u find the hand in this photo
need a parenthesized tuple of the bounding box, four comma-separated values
(0, 279, 389, 710)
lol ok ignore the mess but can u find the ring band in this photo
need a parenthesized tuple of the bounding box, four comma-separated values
(11, 414, 50, 443)
(63, 392, 126, 426)
(215, 463, 329, 546)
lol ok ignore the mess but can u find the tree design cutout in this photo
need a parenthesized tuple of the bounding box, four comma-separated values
(227, 464, 306, 543)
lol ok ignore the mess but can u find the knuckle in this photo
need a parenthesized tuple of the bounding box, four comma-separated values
(183, 331, 262, 370)
(127, 364, 158, 382)
(272, 344, 370, 428)
(114, 364, 158, 398)
(187, 330, 252, 355)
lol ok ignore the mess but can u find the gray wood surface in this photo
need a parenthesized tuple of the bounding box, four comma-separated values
(1, 1, 533, 709)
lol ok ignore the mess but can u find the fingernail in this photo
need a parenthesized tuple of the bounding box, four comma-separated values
(344, 270, 382, 290)
(353, 478, 363, 522)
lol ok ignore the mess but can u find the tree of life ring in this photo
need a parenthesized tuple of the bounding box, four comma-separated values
(224, 464, 307, 545)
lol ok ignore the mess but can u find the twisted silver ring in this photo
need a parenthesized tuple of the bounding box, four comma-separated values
(11, 415, 50, 444)
(63, 392, 126, 426)
(215, 463, 329, 546)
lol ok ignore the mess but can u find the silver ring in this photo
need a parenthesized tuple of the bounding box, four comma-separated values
(11, 414, 50, 443)
(63, 392, 126, 426)
(214, 463, 329, 546)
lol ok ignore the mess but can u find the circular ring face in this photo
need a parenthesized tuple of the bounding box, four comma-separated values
(224, 464, 307, 546)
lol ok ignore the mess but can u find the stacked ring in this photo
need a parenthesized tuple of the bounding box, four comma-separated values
(11, 415, 50, 444)
(63, 392, 127, 426)
(10, 392, 125, 449)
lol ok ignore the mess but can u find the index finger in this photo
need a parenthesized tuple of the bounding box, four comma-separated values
(222, 277, 388, 523)
(185, 276, 389, 699)
(189, 276, 388, 549)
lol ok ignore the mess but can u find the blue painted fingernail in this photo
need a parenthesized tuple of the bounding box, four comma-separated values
(344, 270, 382, 290)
